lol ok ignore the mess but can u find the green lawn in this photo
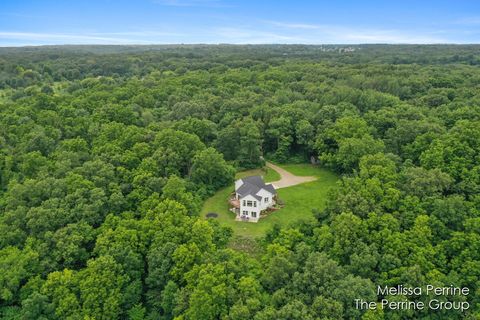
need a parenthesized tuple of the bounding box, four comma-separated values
(201, 163, 338, 238)
(276, 163, 326, 176)
(235, 166, 280, 182)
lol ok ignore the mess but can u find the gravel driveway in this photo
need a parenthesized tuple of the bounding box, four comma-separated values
(266, 162, 317, 189)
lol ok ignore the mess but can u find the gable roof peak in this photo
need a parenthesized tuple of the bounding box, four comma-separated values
(236, 175, 276, 199)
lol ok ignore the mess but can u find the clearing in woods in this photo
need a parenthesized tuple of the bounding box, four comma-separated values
(201, 162, 338, 238)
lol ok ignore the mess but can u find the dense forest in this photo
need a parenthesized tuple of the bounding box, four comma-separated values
(0, 44, 479, 319)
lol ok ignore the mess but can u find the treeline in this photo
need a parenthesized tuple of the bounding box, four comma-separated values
(0, 45, 479, 319)
(1, 44, 480, 89)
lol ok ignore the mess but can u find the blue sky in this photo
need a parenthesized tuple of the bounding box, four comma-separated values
(1, 0, 479, 46)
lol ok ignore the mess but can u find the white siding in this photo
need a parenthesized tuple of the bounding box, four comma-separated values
(238, 194, 261, 221)
(255, 188, 275, 210)
(234, 179, 244, 191)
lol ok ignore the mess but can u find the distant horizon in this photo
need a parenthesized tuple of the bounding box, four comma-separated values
(1, 42, 480, 48)
(1, 1, 480, 46)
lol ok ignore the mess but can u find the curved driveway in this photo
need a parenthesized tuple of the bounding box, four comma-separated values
(266, 162, 317, 189)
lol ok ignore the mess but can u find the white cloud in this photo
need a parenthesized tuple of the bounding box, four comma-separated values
(0, 31, 188, 46)
(335, 29, 447, 44)
(212, 27, 302, 44)
(89, 31, 185, 37)
(0, 32, 168, 46)
(264, 20, 323, 30)
(258, 20, 449, 44)
(0, 20, 459, 46)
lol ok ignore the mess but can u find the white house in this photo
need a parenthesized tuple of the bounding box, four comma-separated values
(231, 176, 276, 222)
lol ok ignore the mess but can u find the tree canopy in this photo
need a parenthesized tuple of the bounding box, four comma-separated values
(1, 44, 479, 319)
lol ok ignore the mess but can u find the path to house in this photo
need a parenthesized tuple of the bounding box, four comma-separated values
(266, 162, 317, 189)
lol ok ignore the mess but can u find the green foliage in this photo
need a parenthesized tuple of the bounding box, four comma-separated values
(0, 247, 39, 303)
(78, 256, 129, 319)
(1, 45, 479, 319)
(190, 147, 235, 193)
(216, 117, 263, 168)
(153, 129, 205, 177)
(161, 175, 201, 215)
(316, 116, 385, 172)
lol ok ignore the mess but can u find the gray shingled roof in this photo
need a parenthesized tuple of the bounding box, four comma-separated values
(263, 183, 276, 195)
(242, 176, 265, 187)
(236, 183, 262, 201)
(236, 175, 276, 200)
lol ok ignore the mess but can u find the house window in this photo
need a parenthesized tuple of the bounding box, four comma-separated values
(247, 201, 253, 207)
(242, 211, 248, 215)
(264, 197, 269, 203)
(242, 200, 246, 206)
(252, 212, 257, 218)
(253, 201, 257, 207)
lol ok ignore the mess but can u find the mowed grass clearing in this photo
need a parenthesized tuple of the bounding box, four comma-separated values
(201, 163, 338, 238)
